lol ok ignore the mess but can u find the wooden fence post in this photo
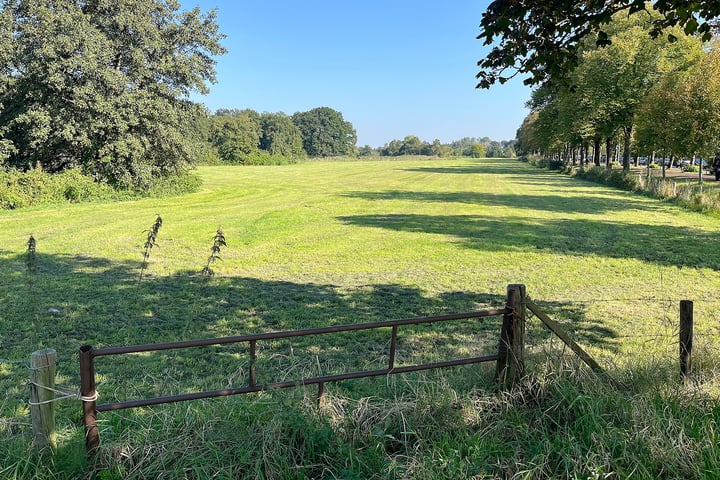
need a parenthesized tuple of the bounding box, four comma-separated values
(79, 345, 100, 455)
(680, 300, 693, 379)
(496, 284, 526, 387)
(29, 348, 57, 451)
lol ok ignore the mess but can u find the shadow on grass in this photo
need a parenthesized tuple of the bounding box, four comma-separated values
(337, 213, 719, 269)
(0, 250, 621, 479)
(1, 250, 619, 408)
(343, 190, 651, 214)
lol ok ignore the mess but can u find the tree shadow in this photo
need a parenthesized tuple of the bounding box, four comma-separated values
(336, 213, 719, 269)
(342, 190, 652, 214)
(1, 250, 620, 411)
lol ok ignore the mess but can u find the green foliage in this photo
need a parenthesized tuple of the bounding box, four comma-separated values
(525, 155, 565, 171)
(0, 168, 117, 209)
(209, 111, 262, 164)
(201, 228, 226, 277)
(470, 143, 486, 158)
(0, 168, 202, 210)
(573, 166, 642, 191)
(0, 0, 225, 187)
(142, 171, 203, 198)
(477, 0, 719, 87)
(292, 107, 357, 157)
(259, 112, 306, 160)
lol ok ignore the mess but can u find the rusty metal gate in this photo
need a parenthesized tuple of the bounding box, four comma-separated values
(79, 284, 527, 454)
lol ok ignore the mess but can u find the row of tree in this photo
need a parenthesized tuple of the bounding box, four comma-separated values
(195, 107, 356, 164)
(357, 136, 516, 159)
(515, 9, 720, 169)
(199, 109, 517, 164)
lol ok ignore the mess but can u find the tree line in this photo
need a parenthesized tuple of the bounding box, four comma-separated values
(195, 110, 517, 165)
(194, 106, 356, 165)
(514, 8, 720, 170)
(358, 136, 515, 159)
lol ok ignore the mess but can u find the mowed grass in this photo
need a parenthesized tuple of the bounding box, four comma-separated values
(2, 157, 720, 478)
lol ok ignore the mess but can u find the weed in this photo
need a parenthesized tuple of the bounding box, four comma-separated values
(138, 216, 162, 285)
(201, 228, 227, 277)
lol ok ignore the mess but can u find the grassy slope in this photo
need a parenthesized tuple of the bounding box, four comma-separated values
(2, 158, 720, 478)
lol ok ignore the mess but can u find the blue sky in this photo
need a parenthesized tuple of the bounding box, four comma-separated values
(179, 0, 532, 147)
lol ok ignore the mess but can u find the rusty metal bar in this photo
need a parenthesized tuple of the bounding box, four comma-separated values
(388, 325, 398, 370)
(79, 345, 99, 454)
(95, 354, 500, 412)
(92, 309, 507, 357)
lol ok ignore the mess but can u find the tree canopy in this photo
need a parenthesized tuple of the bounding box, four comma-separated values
(476, 0, 720, 88)
(0, 0, 225, 187)
(292, 107, 357, 157)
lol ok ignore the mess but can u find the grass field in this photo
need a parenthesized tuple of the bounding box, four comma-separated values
(2, 157, 720, 478)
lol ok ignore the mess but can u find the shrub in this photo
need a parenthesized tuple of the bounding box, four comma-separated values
(143, 171, 203, 198)
(572, 166, 641, 191)
(0, 167, 201, 210)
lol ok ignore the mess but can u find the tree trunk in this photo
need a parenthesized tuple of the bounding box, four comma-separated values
(593, 138, 601, 166)
(605, 138, 613, 169)
(622, 125, 632, 171)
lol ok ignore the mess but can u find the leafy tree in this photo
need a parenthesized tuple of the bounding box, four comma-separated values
(0, 0, 225, 187)
(358, 145, 376, 157)
(399, 135, 424, 156)
(470, 143, 485, 158)
(669, 49, 720, 161)
(292, 107, 356, 157)
(259, 112, 305, 159)
(635, 72, 687, 167)
(477, 0, 719, 87)
(520, 12, 703, 170)
(209, 111, 261, 164)
(425, 139, 450, 157)
(379, 139, 403, 156)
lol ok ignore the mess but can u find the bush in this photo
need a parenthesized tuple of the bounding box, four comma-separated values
(572, 166, 642, 191)
(523, 155, 564, 170)
(0, 167, 202, 210)
(143, 171, 203, 198)
(0, 168, 113, 209)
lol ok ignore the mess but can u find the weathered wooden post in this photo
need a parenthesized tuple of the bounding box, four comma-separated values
(79, 345, 100, 455)
(496, 284, 526, 387)
(679, 300, 693, 380)
(29, 348, 57, 451)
